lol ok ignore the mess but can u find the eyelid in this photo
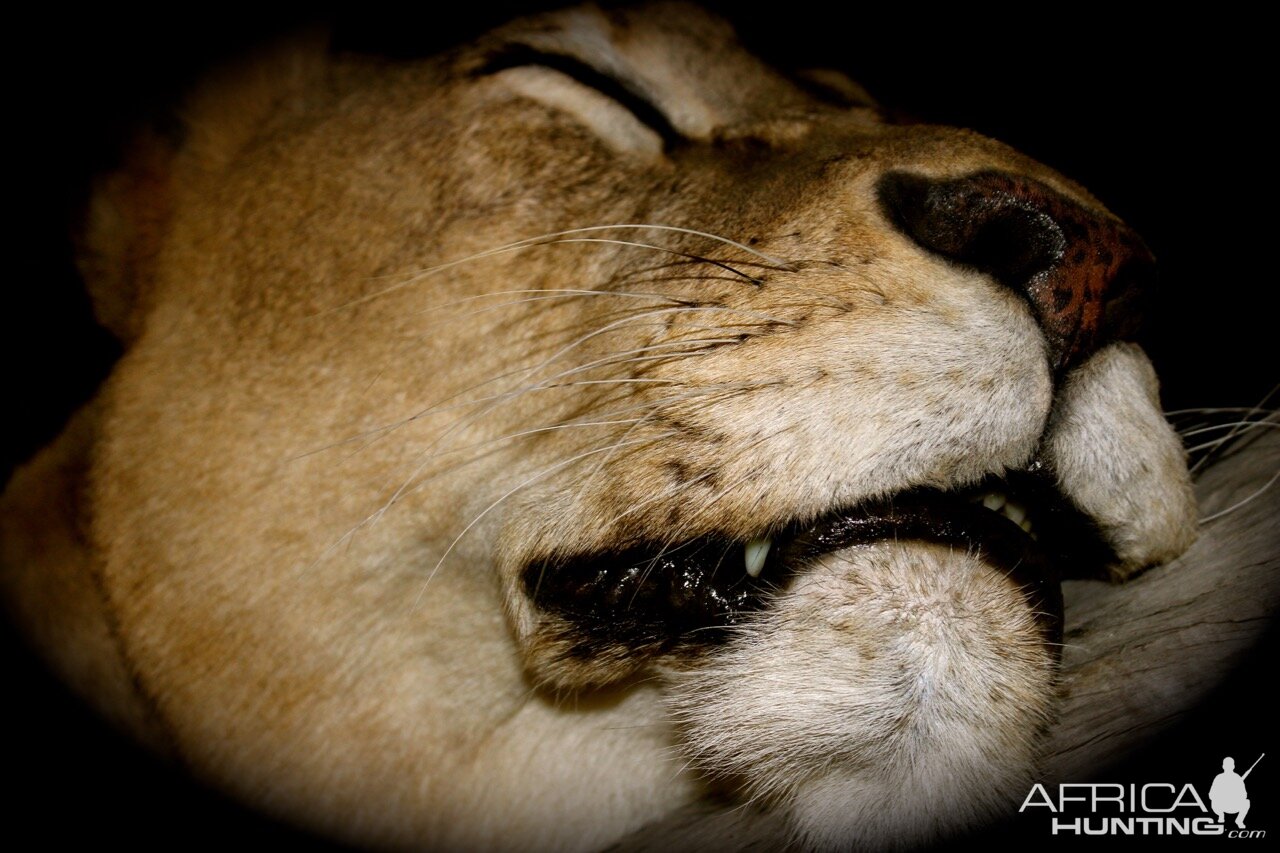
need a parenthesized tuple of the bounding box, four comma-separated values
(788, 68, 880, 111)
(477, 46, 683, 148)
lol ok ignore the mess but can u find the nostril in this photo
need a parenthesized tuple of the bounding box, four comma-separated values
(877, 171, 1067, 284)
(876, 170, 1156, 372)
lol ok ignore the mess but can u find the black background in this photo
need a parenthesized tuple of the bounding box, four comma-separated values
(4, 2, 1274, 849)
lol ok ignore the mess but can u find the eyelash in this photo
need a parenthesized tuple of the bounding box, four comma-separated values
(477, 46, 683, 148)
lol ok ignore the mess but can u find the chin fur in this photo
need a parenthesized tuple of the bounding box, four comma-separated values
(664, 541, 1054, 849)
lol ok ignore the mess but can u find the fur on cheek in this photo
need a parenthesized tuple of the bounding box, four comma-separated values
(662, 541, 1055, 850)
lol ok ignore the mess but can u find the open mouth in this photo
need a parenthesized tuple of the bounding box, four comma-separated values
(523, 470, 1114, 656)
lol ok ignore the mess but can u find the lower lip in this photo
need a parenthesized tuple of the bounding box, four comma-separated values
(525, 491, 1069, 655)
(792, 493, 1064, 651)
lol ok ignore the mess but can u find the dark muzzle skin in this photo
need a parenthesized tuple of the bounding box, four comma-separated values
(877, 170, 1157, 372)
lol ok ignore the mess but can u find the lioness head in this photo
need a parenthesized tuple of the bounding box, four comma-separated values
(3, 3, 1201, 850)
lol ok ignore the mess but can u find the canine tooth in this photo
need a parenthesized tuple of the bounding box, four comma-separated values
(982, 493, 1007, 511)
(1004, 502, 1026, 526)
(744, 537, 771, 578)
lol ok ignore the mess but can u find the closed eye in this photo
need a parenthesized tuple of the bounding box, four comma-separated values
(787, 68, 879, 111)
(477, 45, 683, 150)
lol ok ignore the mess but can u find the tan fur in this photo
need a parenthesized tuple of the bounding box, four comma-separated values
(1, 4, 1206, 850)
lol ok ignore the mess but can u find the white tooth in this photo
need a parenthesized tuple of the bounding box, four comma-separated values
(982, 493, 1007, 511)
(1019, 518, 1033, 533)
(745, 537, 771, 578)
(1004, 502, 1026, 526)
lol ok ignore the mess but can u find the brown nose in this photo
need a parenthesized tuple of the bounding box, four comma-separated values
(877, 170, 1156, 371)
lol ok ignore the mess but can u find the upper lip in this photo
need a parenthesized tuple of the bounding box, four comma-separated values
(523, 469, 1114, 654)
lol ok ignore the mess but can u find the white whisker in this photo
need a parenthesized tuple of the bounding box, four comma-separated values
(334, 417, 651, 514)
(293, 333, 713, 461)
(419, 287, 686, 314)
(412, 433, 674, 606)
(319, 224, 795, 314)
(681, 424, 801, 531)
(412, 290, 683, 325)
(1200, 468, 1280, 524)
(297, 300, 791, 461)
(369, 376, 682, 524)
(569, 383, 766, 497)
(535, 237, 762, 283)
(352, 334, 734, 495)
(1179, 419, 1280, 439)
(407, 417, 644, 463)
(1191, 383, 1280, 475)
(1166, 406, 1279, 416)
(1183, 422, 1280, 453)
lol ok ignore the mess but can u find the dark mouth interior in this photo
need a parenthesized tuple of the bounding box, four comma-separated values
(523, 470, 1114, 656)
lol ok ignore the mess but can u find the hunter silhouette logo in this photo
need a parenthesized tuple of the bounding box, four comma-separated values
(1211, 754, 1263, 828)
(1019, 752, 1266, 838)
